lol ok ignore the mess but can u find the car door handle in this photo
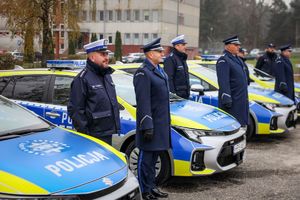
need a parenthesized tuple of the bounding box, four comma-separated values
(46, 112, 60, 118)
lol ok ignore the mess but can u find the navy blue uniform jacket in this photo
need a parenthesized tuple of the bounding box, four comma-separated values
(274, 55, 295, 101)
(255, 52, 277, 76)
(133, 59, 171, 151)
(164, 48, 190, 99)
(216, 50, 249, 126)
(68, 59, 120, 137)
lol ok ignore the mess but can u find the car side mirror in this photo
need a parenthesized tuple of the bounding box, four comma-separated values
(191, 84, 205, 96)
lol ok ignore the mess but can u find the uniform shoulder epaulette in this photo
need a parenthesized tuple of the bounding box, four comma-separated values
(275, 56, 282, 64)
(217, 55, 226, 64)
(78, 68, 88, 78)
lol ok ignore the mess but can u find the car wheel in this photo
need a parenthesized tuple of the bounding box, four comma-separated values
(246, 116, 255, 140)
(125, 140, 171, 185)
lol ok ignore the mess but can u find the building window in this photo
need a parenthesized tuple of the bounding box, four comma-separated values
(134, 33, 139, 44)
(60, 24, 64, 29)
(152, 10, 159, 22)
(143, 33, 149, 44)
(125, 33, 131, 44)
(99, 10, 104, 21)
(134, 10, 140, 21)
(108, 36, 113, 44)
(82, 10, 87, 21)
(126, 10, 131, 21)
(116, 10, 122, 21)
(60, 43, 64, 49)
(60, 2, 64, 15)
(178, 13, 184, 25)
(143, 10, 149, 21)
(152, 33, 158, 40)
(99, 34, 104, 39)
(60, 31, 64, 38)
(108, 10, 113, 21)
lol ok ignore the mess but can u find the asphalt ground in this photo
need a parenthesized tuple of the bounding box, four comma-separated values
(161, 129, 300, 200)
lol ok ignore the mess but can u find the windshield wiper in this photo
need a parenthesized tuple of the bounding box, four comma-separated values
(0, 127, 52, 139)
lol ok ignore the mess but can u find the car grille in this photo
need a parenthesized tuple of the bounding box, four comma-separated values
(217, 135, 245, 167)
(285, 110, 296, 128)
(270, 116, 278, 130)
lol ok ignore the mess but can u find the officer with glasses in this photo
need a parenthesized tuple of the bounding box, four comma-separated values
(216, 35, 249, 128)
(133, 38, 170, 200)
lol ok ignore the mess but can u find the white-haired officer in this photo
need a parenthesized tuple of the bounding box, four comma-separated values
(164, 34, 190, 99)
(216, 35, 249, 127)
(134, 38, 170, 200)
(68, 39, 120, 145)
(274, 44, 295, 101)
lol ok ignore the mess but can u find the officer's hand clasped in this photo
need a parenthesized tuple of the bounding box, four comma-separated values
(142, 129, 154, 141)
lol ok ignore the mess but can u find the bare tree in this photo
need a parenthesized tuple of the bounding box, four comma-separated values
(0, 0, 83, 67)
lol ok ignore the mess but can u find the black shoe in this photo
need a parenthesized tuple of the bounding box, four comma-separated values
(142, 192, 158, 200)
(151, 188, 168, 198)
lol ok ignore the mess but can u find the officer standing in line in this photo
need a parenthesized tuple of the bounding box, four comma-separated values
(67, 39, 120, 145)
(255, 43, 277, 76)
(164, 35, 190, 99)
(216, 35, 249, 127)
(274, 44, 295, 101)
(237, 48, 251, 85)
(134, 38, 170, 200)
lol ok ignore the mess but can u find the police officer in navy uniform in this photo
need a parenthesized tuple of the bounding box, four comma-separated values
(237, 48, 251, 85)
(216, 35, 249, 127)
(134, 38, 170, 200)
(255, 43, 277, 76)
(164, 35, 190, 99)
(67, 39, 120, 145)
(274, 44, 295, 101)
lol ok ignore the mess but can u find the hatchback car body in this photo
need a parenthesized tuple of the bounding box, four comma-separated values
(0, 61, 246, 183)
(187, 60, 298, 131)
(0, 95, 141, 199)
(111, 64, 286, 140)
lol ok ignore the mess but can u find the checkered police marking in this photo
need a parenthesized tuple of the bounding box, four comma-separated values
(19, 140, 70, 156)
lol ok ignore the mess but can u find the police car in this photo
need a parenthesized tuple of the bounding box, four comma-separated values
(0, 60, 246, 184)
(187, 60, 298, 130)
(0, 95, 141, 199)
(246, 64, 300, 116)
(110, 63, 287, 140)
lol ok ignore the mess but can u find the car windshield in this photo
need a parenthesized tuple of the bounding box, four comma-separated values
(112, 73, 137, 106)
(111, 73, 183, 106)
(247, 64, 274, 80)
(0, 96, 50, 135)
(192, 65, 218, 83)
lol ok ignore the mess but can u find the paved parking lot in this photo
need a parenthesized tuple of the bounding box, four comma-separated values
(162, 129, 300, 200)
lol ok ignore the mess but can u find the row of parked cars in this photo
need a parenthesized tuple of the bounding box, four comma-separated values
(0, 59, 298, 199)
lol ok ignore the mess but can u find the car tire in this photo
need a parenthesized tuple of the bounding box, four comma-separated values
(246, 116, 255, 141)
(124, 140, 171, 185)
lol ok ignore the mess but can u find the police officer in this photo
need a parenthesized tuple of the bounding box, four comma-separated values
(164, 35, 190, 99)
(255, 43, 277, 76)
(216, 35, 249, 127)
(67, 39, 120, 145)
(237, 48, 251, 85)
(134, 38, 170, 200)
(274, 44, 295, 101)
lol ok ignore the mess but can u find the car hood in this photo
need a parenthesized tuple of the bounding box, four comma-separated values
(0, 127, 127, 195)
(248, 86, 294, 105)
(170, 100, 240, 131)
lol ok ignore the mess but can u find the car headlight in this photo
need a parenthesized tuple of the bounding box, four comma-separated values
(257, 102, 277, 111)
(174, 127, 226, 143)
